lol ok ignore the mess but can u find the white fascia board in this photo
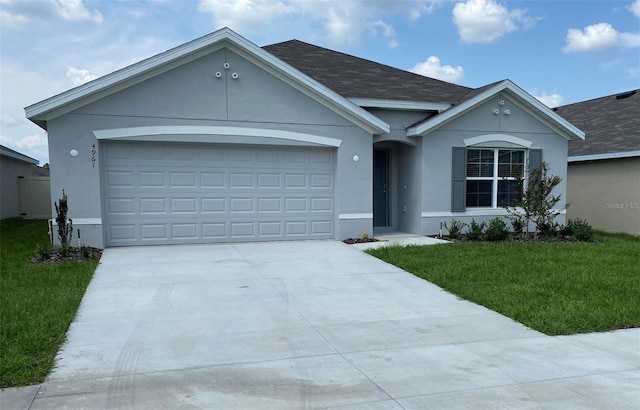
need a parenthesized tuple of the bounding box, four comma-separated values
(348, 98, 451, 112)
(568, 150, 640, 162)
(26, 28, 389, 135)
(406, 80, 585, 141)
(0, 147, 39, 164)
(93, 126, 343, 147)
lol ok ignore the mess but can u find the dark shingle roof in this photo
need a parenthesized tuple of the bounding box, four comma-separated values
(555, 90, 640, 157)
(263, 40, 472, 104)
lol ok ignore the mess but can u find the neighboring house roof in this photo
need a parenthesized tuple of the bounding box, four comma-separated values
(555, 89, 640, 161)
(0, 145, 38, 165)
(263, 40, 472, 104)
(406, 80, 585, 141)
(25, 28, 389, 135)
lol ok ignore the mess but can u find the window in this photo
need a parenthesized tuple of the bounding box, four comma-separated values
(465, 149, 524, 208)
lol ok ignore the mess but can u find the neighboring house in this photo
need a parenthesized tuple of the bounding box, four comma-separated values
(0, 145, 50, 219)
(556, 90, 640, 235)
(25, 28, 584, 248)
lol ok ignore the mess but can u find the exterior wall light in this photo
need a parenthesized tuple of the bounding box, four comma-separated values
(353, 155, 359, 162)
(232, 73, 239, 79)
(223, 62, 230, 69)
(70, 149, 79, 157)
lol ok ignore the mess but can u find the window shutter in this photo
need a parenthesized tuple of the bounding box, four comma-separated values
(529, 149, 542, 176)
(451, 147, 466, 212)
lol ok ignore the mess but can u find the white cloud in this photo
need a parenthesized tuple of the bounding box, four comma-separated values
(13, 134, 48, 151)
(563, 23, 618, 52)
(197, 0, 437, 48)
(66, 66, 98, 87)
(452, 0, 537, 44)
(410, 56, 465, 83)
(620, 32, 640, 48)
(57, 0, 103, 23)
(0, 0, 102, 26)
(531, 90, 564, 108)
(629, 0, 640, 18)
(563, 23, 640, 52)
(198, 0, 293, 34)
(366, 19, 398, 48)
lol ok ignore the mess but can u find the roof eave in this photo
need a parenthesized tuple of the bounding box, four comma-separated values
(568, 150, 640, 162)
(406, 80, 585, 141)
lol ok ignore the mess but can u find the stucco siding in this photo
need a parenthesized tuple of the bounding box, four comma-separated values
(567, 157, 640, 235)
(46, 49, 375, 247)
(420, 94, 569, 234)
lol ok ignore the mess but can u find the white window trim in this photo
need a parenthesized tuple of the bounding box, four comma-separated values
(466, 148, 527, 209)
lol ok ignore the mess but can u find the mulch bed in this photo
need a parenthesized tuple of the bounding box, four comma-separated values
(30, 247, 103, 263)
(342, 237, 379, 244)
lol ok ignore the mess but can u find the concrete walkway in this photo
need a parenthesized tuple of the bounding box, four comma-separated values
(2, 240, 638, 409)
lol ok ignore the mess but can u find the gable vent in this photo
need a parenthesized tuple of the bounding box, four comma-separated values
(615, 90, 636, 100)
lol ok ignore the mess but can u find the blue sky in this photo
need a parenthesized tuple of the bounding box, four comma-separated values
(1, 0, 639, 164)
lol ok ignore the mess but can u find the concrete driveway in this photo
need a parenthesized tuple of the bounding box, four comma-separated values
(4, 240, 639, 409)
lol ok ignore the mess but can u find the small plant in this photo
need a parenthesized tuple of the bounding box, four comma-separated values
(566, 218, 594, 242)
(511, 218, 524, 237)
(35, 243, 53, 260)
(502, 161, 564, 240)
(485, 217, 509, 242)
(466, 219, 486, 241)
(54, 190, 73, 255)
(361, 233, 370, 242)
(444, 219, 465, 239)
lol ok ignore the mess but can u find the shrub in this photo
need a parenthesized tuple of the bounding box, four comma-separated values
(511, 218, 524, 236)
(466, 219, 486, 241)
(444, 219, 465, 239)
(502, 161, 564, 239)
(485, 217, 509, 242)
(567, 218, 594, 242)
(54, 190, 73, 255)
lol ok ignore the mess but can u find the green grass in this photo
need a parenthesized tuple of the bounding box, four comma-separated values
(0, 218, 98, 388)
(368, 233, 640, 336)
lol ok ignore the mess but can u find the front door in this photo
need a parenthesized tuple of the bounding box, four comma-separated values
(373, 148, 389, 227)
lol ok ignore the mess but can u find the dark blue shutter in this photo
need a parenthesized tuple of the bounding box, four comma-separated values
(451, 147, 466, 212)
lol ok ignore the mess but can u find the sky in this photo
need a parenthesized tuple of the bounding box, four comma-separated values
(1, 0, 639, 165)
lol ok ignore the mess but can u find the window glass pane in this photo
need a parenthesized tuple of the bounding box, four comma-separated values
(466, 180, 493, 207)
(497, 180, 523, 206)
(498, 150, 524, 177)
(467, 149, 494, 177)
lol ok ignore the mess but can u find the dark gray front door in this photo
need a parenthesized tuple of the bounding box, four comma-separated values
(373, 148, 389, 227)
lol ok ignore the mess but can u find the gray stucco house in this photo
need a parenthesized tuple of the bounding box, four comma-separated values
(557, 89, 639, 235)
(26, 28, 584, 248)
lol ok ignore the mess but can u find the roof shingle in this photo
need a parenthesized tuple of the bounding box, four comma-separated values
(263, 40, 472, 104)
(555, 90, 640, 157)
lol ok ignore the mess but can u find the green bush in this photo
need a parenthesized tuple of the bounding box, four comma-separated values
(466, 219, 486, 241)
(485, 217, 509, 242)
(444, 219, 465, 239)
(567, 218, 594, 242)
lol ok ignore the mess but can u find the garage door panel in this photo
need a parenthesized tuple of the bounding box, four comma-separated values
(103, 142, 335, 245)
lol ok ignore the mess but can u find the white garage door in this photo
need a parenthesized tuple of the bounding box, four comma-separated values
(102, 142, 335, 246)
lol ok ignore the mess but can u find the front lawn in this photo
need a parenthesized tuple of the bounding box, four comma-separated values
(367, 232, 640, 335)
(0, 218, 98, 388)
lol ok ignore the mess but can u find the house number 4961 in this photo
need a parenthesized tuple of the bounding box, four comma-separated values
(91, 144, 96, 168)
